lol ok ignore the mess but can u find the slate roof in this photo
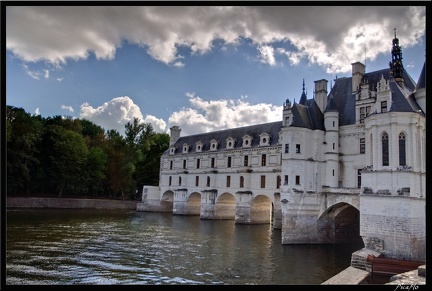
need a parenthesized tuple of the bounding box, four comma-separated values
(329, 67, 419, 126)
(165, 121, 283, 156)
(415, 62, 426, 91)
(164, 63, 423, 157)
(324, 93, 339, 113)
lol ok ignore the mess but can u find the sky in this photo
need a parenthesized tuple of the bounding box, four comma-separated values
(4, 5, 427, 137)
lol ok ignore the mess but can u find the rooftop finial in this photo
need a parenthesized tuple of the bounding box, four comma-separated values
(302, 79, 305, 92)
(394, 27, 397, 38)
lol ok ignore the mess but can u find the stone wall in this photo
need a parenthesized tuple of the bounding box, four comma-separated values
(7, 197, 137, 210)
(360, 195, 426, 261)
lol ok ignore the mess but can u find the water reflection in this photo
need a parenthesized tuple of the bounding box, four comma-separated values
(6, 209, 364, 285)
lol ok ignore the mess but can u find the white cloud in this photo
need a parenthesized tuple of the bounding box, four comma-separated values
(143, 115, 167, 133)
(79, 96, 166, 135)
(35, 108, 40, 116)
(61, 105, 74, 112)
(57, 77, 63, 82)
(6, 6, 425, 74)
(21, 64, 40, 80)
(168, 92, 282, 136)
(257, 45, 276, 66)
(44, 69, 49, 79)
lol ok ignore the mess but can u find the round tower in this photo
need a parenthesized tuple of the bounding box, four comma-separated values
(324, 95, 339, 187)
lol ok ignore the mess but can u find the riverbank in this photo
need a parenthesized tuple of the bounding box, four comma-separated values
(6, 197, 138, 210)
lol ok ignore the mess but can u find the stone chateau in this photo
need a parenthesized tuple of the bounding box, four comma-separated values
(138, 31, 426, 263)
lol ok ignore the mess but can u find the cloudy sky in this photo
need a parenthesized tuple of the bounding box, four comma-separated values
(5, 5, 426, 136)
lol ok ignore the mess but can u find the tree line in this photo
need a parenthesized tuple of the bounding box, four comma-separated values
(6, 105, 170, 200)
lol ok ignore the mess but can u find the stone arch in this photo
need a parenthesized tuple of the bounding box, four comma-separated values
(214, 192, 236, 220)
(317, 202, 363, 244)
(184, 192, 201, 215)
(250, 195, 272, 224)
(161, 190, 174, 211)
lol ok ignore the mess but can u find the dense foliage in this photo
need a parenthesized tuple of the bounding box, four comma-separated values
(6, 105, 170, 200)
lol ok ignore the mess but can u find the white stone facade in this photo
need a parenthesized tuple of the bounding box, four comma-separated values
(139, 34, 426, 261)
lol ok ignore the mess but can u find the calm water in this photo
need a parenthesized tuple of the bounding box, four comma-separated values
(6, 209, 364, 285)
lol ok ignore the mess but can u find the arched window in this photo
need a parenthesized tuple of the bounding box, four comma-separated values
(240, 176, 244, 188)
(399, 132, 406, 166)
(382, 132, 389, 166)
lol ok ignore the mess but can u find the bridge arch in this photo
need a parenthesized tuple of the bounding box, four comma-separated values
(214, 192, 236, 219)
(317, 202, 362, 244)
(250, 195, 273, 224)
(184, 191, 201, 215)
(161, 190, 174, 211)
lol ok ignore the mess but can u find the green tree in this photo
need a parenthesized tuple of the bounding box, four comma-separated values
(6, 106, 43, 195)
(46, 125, 89, 197)
(134, 132, 169, 187)
(84, 146, 107, 197)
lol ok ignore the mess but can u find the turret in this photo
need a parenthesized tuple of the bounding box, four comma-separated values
(324, 95, 339, 187)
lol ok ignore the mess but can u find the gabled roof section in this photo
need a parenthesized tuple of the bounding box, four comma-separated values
(329, 67, 417, 126)
(291, 99, 324, 130)
(389, 78, 422, 112)
(166, 121, 282, 155)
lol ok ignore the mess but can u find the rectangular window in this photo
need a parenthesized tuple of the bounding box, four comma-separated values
(333, 143, 335, 150)
(357, 169, 362, 188)
(366, 106, 371, 116)
(296, 144, 301, 153)
(226, 176, 231, 187)
(183, 160, 186, 169)
(276, 176, 281, 189)
(170, 161, 173, 170)
(244, 155, 249, 166)
(285, 144, 289, 153)
(360, 107, 365, 123)
(196, 159, 200, 169)
(195, 176, 199, 186)
(284, 175, 288, 185)
(295, 175, 300, 185)
(360, 138, 365, 154)
(178, 177, 182, 186)
(227, 156, 232, 168)
(382, 133, 389, 166)
(240, 176, 244, 188)
(260, 175, 266, 188)
(211, 157, 215, 168)
(169, 176, 172, 186)
(261, 154, 266, 166)
(381, 101, 387, 113)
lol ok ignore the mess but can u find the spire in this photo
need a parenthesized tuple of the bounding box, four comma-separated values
(299, 79, 307, 105)
(389, 28, 404, 87)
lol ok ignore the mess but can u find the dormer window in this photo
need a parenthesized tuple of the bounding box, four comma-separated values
(210, 139, 219, 151)
(242, 135, 252, 148)
(195, 141, 203, 153)
(259, 133, 270, 146)
(169, 146, 176, 155)
(226, 137, 235, 149)
(182, 143, 190, 154)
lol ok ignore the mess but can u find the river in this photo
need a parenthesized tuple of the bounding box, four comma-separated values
(6, 209, 365, 285)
